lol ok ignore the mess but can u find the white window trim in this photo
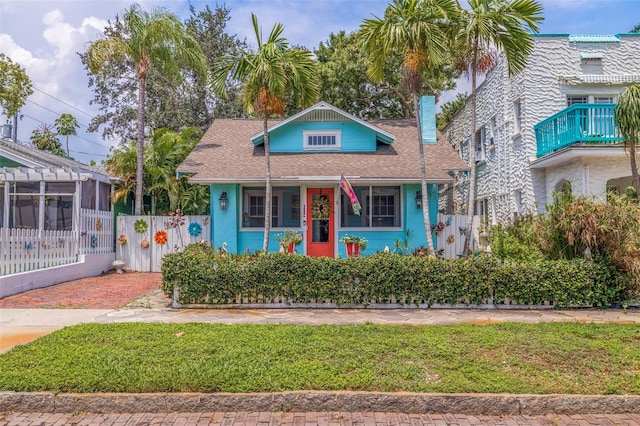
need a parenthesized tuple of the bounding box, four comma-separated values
(339, 185, 403, 230)
(513, 100, 522, 136)
(303, 130, 341, 150)
(241, 188, 286, 230)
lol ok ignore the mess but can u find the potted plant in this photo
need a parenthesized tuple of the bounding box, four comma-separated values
(340, 234, 367, 258)
(276, 228, 303, 253)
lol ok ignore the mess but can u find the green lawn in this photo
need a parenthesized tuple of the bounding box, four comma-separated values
(1, 322, 638, 394)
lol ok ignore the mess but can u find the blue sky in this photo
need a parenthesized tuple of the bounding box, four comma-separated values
(1, 0, 639, 164)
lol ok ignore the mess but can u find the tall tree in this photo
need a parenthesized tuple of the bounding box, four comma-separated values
(106, 127, 209, 215)
(0, 53, 33, 122)
(453, 0, 543, 256)
(54, 113, 79, 157)
(316, 31, 458, 119)
(212, 14, 318, 252)
(30, 124, 66, 157)
(86, 4, 207, 215)
(615, 83, 640, 195)
(360, 0, 458, 256)
(80, 5, 245, 143)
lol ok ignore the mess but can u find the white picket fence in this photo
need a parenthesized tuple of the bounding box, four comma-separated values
(435, 214, 481, 259)
(79, 208, 114, 255)
(116, 215, 211, 272)
(0, 228, 79, 276)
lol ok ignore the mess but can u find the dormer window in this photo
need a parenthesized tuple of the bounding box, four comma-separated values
(303, 130, 341, 150)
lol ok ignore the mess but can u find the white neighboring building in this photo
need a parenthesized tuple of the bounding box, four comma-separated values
(442, 33, 640, 224)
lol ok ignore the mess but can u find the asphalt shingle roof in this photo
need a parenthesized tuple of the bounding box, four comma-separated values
(178, 118, 467, 184)
(0, 137, 108, 176)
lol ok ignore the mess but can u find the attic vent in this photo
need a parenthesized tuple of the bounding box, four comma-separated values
(294, 109, 346, 122)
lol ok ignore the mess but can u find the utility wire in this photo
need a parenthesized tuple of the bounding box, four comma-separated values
(32, 86, 95, 119)
(21, 114, 111, 151)
(26, 99, 90, 128)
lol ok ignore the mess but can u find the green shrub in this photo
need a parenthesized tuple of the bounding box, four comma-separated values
(162, 248, 625, 308)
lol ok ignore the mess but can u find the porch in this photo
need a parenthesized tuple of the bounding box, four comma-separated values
(534, 104, 623, 158)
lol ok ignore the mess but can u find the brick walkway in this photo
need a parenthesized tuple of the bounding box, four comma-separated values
(0, 272, 162, 309)
(1, 411, 639, 425)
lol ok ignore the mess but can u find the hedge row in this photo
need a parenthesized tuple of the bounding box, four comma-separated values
(161, 245, 627, 308)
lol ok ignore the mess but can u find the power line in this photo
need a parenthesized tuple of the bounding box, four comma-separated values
(21, 114, 111, 151)
(32, 86, 95, 119)
(26, 99, 90, 128)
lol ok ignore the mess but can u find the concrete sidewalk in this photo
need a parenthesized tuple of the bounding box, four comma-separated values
(2, 303, 640, 353)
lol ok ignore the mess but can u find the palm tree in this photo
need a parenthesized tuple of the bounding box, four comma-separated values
(54, 113, 79, 157)
(360, 0, 458, 256)
(211, 14, 318, 253)
(106, 128, 208, 215)
(454, 0, 543, 256)
(86, 4, 206, 215)
(615, 83, 640, 195)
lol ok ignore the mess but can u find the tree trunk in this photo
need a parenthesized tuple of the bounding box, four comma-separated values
(262, 112, 272, 253)
(135, 76, 146, 215)
(413, 93, 435, 256)
(463, 59, 478, 257)
(630, 139, 640, 195)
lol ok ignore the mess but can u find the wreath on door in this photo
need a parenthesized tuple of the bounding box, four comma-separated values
(311, 197, 331, 220)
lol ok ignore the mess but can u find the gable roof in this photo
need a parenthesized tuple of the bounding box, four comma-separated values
(0, 137, 110, 180)
(178, 118, 467, 184)
(250, 102, 396, 145)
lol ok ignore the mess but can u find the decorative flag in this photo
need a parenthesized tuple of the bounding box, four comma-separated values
(340, 174, 361, 215)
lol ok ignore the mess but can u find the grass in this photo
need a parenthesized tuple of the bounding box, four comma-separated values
(0, 322, 639, 395)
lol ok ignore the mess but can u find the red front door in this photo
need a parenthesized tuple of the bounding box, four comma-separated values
(306, 188, 334, 257)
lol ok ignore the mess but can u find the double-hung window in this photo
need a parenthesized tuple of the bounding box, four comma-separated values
(341, 186, 401, 228)
(242, 186, 300, 229)
(513, 100, 522, 135)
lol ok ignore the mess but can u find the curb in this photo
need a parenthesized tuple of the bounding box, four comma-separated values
(1, 392, 639, 415)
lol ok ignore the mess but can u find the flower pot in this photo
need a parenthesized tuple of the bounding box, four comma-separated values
(346, 242, 359, 258)
(112, 259, 125, 274)
(287, 242, 295, 254)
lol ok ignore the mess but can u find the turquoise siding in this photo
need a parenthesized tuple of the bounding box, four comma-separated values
(268, 121, 378, 153)
(211, 184, 239, 253)
(401, 184, 437, 250)
(218, 184, 438, 256)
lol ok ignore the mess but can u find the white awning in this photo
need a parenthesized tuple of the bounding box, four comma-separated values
(558, 74, 640, 85)
(0, 167, 91, 182)
(579, 52, 604, 60)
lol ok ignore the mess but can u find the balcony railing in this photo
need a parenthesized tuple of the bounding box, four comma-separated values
(534, 104, 624, 158)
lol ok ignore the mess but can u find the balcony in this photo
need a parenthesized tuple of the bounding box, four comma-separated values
(534, 104, 624, 158)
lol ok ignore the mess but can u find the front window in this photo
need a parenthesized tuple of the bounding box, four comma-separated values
(341, 186, 401, 228)
(242, 186, 300, 228)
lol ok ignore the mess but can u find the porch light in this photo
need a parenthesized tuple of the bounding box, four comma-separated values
(219, 192, 228, 211)
(415, 191, 423, 209)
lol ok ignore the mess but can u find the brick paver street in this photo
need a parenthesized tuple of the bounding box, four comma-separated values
(1, 411, 639, 426)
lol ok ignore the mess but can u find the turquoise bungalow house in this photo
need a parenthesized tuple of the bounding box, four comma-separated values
(177, 97, 467, 257)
